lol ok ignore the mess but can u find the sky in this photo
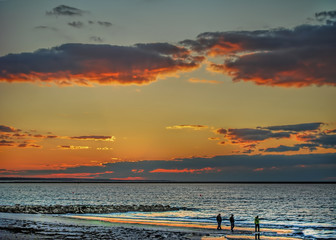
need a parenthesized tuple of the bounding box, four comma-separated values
(0, 0, 335, 181)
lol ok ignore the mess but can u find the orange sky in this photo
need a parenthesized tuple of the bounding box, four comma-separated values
(0, 0, 335, 181)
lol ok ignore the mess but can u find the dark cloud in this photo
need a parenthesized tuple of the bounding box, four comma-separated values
(220, 128, 291, 143)
(0, 140, 15, 146)
(0, 43, 203, 86)
(315, 10, 336, 25)
(216, 128, 227, 135)
(46, 5, 86, 16)
(2, 153, 335, 181)
(68, 21, 84, 28)
(135, 43, 190, 57)
(181, 23, 336, 87)
(311, 134, 336, 148)
(264, 122, 323, 132)
(0, 125, 17, 132)
(97, 21, 113, 27)
(265, 145, 302, 152)
(18, 143, 41, 148)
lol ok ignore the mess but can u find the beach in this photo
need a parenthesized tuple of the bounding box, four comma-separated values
(0, 183, 335, 239)
(0, 211, 301, 240)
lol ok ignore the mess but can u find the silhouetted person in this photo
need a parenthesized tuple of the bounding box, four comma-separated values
(230, 214, 235, 231)
(254, 216, 260, 232)
(216, 213, 222, 230)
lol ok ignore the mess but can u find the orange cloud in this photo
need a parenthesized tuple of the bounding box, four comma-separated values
(253, 168, 264, 172)
(166, 125, 208, 130)
(58, 145, 90, 150)
(68, 135, 115, 141)
(14, 171, 114, 179)
(150, 167, 221, 174)
(0, 43, 203, 86)
(181, 23, 336, 87)
(110, 177, 146, 181)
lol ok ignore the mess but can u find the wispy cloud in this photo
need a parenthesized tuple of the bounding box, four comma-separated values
(34, 26, 58, 31)
(46, 5, 87, 17)
(58, 145, 90, 150)
(97, 21, 113, 27)
(166, 125, 209, 130)
(150, 167, 221, 174)
(68, 21, 84, 28)
(0, 124, 116, 148)
(68, 136, 115, 141)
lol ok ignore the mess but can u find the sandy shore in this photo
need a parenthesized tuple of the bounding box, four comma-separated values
(0, 212, 206, 240)
(0, 212, 303, 240)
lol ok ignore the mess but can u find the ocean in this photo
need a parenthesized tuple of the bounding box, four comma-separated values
(0, 183, 335, 239)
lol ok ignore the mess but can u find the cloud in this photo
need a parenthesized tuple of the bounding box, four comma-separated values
(17, 143, 41, 148)
(315, 10, 336, 25)
(220, 128, 291, 143)
(69, 135, 115, 141)
(264, 143, 319, 153)
(264, 122, 323, 132)
(0, 140, 15, 147)
(264, 145, 302, 152)
(0, 125, 17, 132)
(214, 122, 336, 152)
(26, 171, 113, 179)
(1, 153, 335, 181)
(0, 124, 116, 148)
(46, 5, 86, 16)
(34, 26, 58, 31)
(58, 145, 90, 150)
(68, 21, 84, 28)
(253, 168, 264, 172)
(110, 177, 146, 181)
(181, 22, 336, 87)
(150, 167, 221, 174)
(294, 128, 336, 149)
(0, 43, 203, 86)
(166, 125, 208, 130)
(97, 21, 113, 27)
(311, 134, 336, 148)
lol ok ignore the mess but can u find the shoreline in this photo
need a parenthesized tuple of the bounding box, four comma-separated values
(0, 212, 302, 240)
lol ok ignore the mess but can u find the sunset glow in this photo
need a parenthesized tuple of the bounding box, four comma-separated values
(0, 0, 335, 181)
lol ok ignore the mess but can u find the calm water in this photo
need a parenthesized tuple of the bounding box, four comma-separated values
(0, 183, 335, 239)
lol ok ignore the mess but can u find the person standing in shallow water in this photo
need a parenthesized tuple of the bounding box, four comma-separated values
(254, 215, 260, 232)
(230, 214, 235, 231)
(216, 213, 222, 230)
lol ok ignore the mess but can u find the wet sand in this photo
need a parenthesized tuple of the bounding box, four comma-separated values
(0, 212, 302, 240)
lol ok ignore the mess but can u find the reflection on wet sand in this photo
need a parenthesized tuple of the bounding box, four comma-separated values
(68, 215, 301, 240)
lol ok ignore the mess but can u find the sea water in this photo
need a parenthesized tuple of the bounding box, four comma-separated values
(0, 183, 335, 239)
